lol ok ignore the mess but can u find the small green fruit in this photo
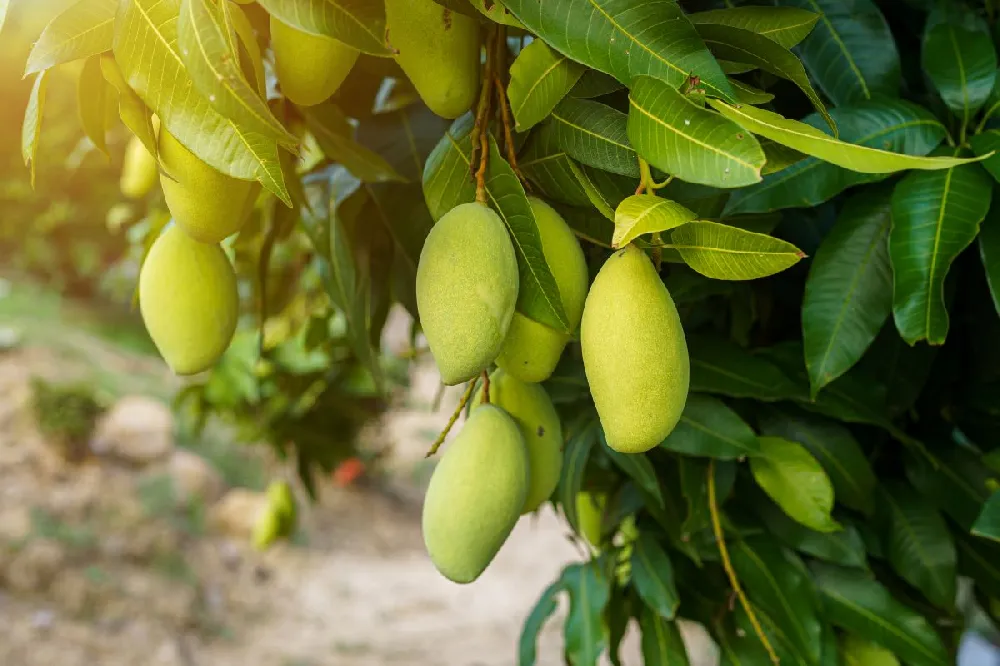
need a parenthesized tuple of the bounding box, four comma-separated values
(138, 224, 239, 376)
(581, 245, 690, 454)
(840, 635, 900, 666)
(270, 16, 360, 107)
(416, 202, 519, 385)
(158, 127, 254, 244)
(251, 503, 282, 551)
(575, 491, 606, 548)
(384, 0, 480, 119)
(496, 197, 588, 382)
(266, 480, 297, 535)
(119, 135, 158, 200)
(422, 404, 528, 584)
(472, 369, 563, 514)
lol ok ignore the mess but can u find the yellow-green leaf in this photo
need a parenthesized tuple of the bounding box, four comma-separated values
(78, 55, 111, 156)
(751, 436, 839, 533)
(229, 3, 266, 97)
(21, 70, 49, 189)
(468, 0, 524, 28)
(670, 220, 805, 281)
(24, 0, 117, 76)
(613, 195, 697, 249)
(100, 55, 158, 160)
(0, 0, 9, 36)
(508, 38, 585, 132)
(689, 6, 819, 49)
(729, 77, 775, 105)
(302, 102, 406, 183)
(708, 99, 988, 173)
(255, 0, 390, 55)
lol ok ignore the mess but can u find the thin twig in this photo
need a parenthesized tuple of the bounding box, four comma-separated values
(475, 127, 490, 204)
(481, 370, 491, 404)
(708, 460, 780, 666)
(425, 379, 478, 458)
(470, 27, 497, 180)
(495, 73, 527, 187)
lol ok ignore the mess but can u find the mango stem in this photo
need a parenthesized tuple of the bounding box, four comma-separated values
(425, 378, 479, 458)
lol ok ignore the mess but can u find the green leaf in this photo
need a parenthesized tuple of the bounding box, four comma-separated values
(78, 55, 110, 157)
(498, 0, 735, 101)
(24, 0, 116, 76)
(255, 0, 389, 55)
(627, 76, 765, 189)
(970, 130, 1000, 184)
(689, 6, 819, 49)
(759, 410, 876, 515)
(562, 561, 610, 666)
(779, 0, 900, 107)
(905, 447, 998, 531)
(980, 197, 1000, 317)
(604, 443, 664, 511)
(725, 100, 947, 215)
(508, 38, 586, 132)
(803, 188, 893, 397)
(751, 437, 839, 533)
(21, 70, 48, 189)
(729, 78, 776, 106)
(613, 195, 697, 249)
(0, 0, 9, 36)
(688, 337, 803, 401)
(178, 0, 295, 146)
(559, 418, 598, 537)
(754, 495, 868, 568)
(631, 533, 680, 621)
(708, 100, 985, 174)
(303, 102, 406, 183)
(548, 97, 639, 178)
(922, 5, 996, 126)
(956, 532, 1000, 599)
(881, 483, 957, 609)
(889, 159, 993, 345)
(729, 538, 823, 665)
(811, 563, 949, 666)
(468, 0, 524, 27)
(100, 55, 159, 159)
(639, 608, 690, 666)
(678, 458, 735, 536)
(669, 221, 805, 281)
(973, 491, 1000, 543)
(519, 578, 564, 666)
(571, 70, 624, 99)
(661, 394, 759, 460)
(841, 634, 900, 666)
(422, 114, 570, 331)
(694, 23, 833, 132)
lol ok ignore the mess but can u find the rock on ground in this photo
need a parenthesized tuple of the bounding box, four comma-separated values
(90, 395, 174, 466)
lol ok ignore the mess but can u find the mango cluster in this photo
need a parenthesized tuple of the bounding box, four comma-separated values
(416, 199, 691, 582)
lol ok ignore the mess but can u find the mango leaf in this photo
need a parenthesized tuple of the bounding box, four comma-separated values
(729, 78, 774, 106)
(670, 221, 805, 281)
(548, 97, 639, 178)
(779, 0, 900, 107)
(661, 394, 759, 459)
(759, 410, 876, 515)
(639, 608, 690, 666)
(694, 23, 833, 132)
(498, 0, 734, 101)
(981, 197, 1000, 317)
(508, 38, 586, 132)
(677, 458, 736, 536)
(303, 102, 405, 183)
(563, 561, 610, 666)
(604, 443, 664, 511)
(558, 417, 599, 536)
(422, 114, 570, 332)
(178, 0, 295, 146)
(841, 635, 900, 666)
(229, 3, 266, 96)
(881, 483, 957, 610)
(803, 188, 893, 397)
(751, 437, 839, 533)
(922, 5, 996, 126)
(571, 70, 624, 99)
(468, 0, 524, 27)
(729, 538, 823, 665)
(100, 55, 158, 159)
(689, 6, 819, 49)
(905, 447, 998, 531)
(113, 0, 289, 201)
(24, 0, 116, 76)
(973, 491, 1000, 544)
(811, 563, 949, 666)
(78, 55, 110, 156)
(970, 130, 1000, 184)
(889, 159, 993, 345)
(631, 533, 680, 621)
(518, 578, 564, 666)
(724, 99, 946, 216)
(21, 70, 48, 189)
(707, 100, 986, 173)
(254, 0, 389, 55)
(754, 495, 868, 568)
(688, 337, 803, 401)
(627, 76, 765, 189)
(0, 0, 8, 36)
(612, 195, 697, 249)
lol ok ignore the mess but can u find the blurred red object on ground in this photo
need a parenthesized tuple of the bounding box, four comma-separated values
(333, 457, 366, 487)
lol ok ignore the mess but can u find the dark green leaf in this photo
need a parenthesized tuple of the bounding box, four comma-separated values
(604, 440, 665, 510)
(857, 323, 937, 417)
(571, 70, 625, 99)
(548, 97, 639, 178)
(969, 130, 1000, 184)
(905, 447, 998, 531)
(303, 103, 405, 183)
(678, 457, 736, 535)
(922, 5, 996, 126)
(751, 437, 839, 533)
(563, 561, 611, 666)
(754, 495, 868, 568)
(519, 578, 564, 666)
(508, 38, 586, 132)
(956, 532, 1000, 599)
(559, 418, 599, 537)
(688, 337, 803, 401)
(631, 533, 680, 621)
(973, 491, 1000, 544)
(661, 394, 760, 460)
(689, 6, 819, 49)
(639, 608, 690, 666)
(980, 192, 1000, 317)
(729, 77, 775, 105)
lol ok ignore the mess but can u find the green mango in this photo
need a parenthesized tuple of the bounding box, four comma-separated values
(576, 491, 606, 548)
(251, 502, 282, 551)
(416, 202, 519, 385)
(840, 635, 900, 666)
(422, 404, 528, 583)
(472, 368, 563, 514)
(119, 135, 158, 200)
(270, 16, 359, 107)
(580, 245, 690, 453)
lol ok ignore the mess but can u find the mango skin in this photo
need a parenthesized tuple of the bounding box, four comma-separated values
(422, 404, 528, 584)
(120, 135, 158, 200)
(580, 245, 690, 454)
(472, 369, 563, 514)
(575, 491, 606, 547)
(496, 197, 588, 382)
(384, 0, 480, 119)
(138, 224, 239, 376)
(158, 128, 254, 244)
(416, 202, 519, 385)
(270, 16, 360, 107)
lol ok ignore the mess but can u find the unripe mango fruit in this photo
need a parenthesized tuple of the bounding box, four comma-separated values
(416, 202, 519, 385)
(266, 480, 297, 534)
(138, 224, 239, 376)
(270, 16, 360, 107)
(496, 197, 588, 383)
(384, 0, 480, 119)
(580, 245, 690, 454)
(422, 404, 528, 583)
(120, 135, 158, 200)
(158, 127, 254, 244)
(472, 369, 563, 514)
(251, 502, 282, 551)
(576, 491, 606, 548)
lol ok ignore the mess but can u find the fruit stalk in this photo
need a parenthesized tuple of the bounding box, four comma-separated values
(470, 25, 499, 200)
(480, 370, 491, 404)
(425, 378, 478, 458)
(491, 26, 525, 188)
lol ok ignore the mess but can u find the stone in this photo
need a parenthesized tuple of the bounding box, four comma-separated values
(90, 396, 174, 466)
(4, 539, 66, 593)
(208, 489, 268, 540)
(166, 449, 225, 506)
(0, 506, 31, 543)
